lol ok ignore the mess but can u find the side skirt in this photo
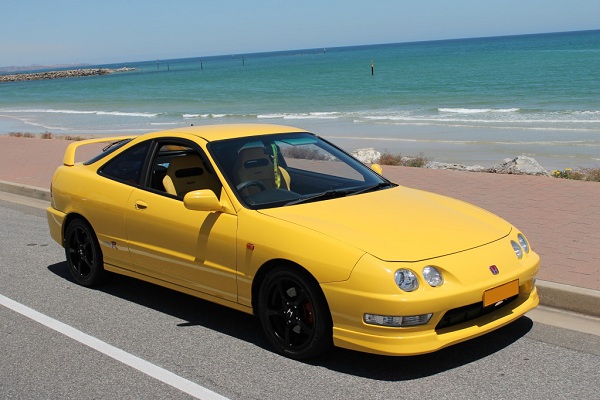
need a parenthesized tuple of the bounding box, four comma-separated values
(104, 263, 253, 315)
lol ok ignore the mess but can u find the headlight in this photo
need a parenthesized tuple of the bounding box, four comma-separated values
(422, 266, 443, 287)
(511, 240, 523, 259)
(394, 269, 419, 292)
(518, 234, 530, 253)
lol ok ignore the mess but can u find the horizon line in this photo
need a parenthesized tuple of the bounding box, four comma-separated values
(2, 28, 599, 71)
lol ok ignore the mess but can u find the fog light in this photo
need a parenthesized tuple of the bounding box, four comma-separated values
(518, 234, 530, 253)
(511, 240, 523, 259)
(364, 313, 432, 327)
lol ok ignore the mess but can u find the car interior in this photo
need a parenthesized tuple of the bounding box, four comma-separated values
(149, 144, 222, 199)
(233, 146, 291, 195)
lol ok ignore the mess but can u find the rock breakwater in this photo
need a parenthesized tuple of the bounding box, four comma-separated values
(352, 148, 551, 177)
(0, 67, 136, 83)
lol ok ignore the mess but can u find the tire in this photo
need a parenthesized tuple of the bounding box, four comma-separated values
(64, 219, 105, 287)
(257, 266, 333, 360)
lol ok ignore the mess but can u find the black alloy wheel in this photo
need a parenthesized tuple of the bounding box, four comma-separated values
(258, 266, 332, 360)
(64, 219, 104, 287)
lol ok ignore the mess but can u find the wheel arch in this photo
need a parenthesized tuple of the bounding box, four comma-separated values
(62, 213, 92, 245)
(251, 259, 332, 324)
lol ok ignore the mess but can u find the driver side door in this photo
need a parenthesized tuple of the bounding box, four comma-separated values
(125, 140, 238, 303)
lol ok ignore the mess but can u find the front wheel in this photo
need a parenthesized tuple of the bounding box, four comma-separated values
(257, 266, 332, 359)
(64, 219, 105, 287)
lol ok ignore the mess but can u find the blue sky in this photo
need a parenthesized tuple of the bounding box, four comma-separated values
(2, 0, 599, 67)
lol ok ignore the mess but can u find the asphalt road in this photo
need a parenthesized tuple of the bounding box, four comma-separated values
(1, 198, 599, 400)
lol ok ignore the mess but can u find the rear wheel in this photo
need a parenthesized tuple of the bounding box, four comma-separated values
(257, 266, 332, 359)
(64, 219, 104, 287)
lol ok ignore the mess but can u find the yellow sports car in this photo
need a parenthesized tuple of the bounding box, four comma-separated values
(47, 124, 539, 359)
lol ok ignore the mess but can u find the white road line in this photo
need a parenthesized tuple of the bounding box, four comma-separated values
(0, 293, 230, 400)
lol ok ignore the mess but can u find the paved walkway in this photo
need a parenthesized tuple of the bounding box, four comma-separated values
(1, 135, 599, 293)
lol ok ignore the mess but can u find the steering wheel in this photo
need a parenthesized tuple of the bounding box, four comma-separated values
(237, 180, 267, 192)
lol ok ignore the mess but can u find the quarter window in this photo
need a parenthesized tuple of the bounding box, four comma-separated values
(99, 141, 150, 185)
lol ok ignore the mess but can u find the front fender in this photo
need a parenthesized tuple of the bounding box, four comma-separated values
(235, 209, 365, 306)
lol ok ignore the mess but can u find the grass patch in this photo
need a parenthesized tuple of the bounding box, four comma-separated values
(6, 131, 87, 141)
(62, 135, 86, 141)
(552, 167, 600, 182)
(8, 131, 36, 138)
(379, 151, 429, 168)
(378, 152, 403, 166)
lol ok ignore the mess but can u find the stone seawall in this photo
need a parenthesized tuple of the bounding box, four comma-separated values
(0, 67, 136, 82)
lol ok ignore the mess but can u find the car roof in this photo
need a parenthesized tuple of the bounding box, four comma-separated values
(144, 123, 308, 143)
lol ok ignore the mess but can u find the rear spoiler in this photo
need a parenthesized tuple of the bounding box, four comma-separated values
(63, 136, 135, 166)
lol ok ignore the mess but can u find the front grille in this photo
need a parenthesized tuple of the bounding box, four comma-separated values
(435, 295, 518, 330)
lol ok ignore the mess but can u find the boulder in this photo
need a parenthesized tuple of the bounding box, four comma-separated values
(490, 156, 549, 176)
(427, 162, 486, 172)
(352, 148, 381, 164)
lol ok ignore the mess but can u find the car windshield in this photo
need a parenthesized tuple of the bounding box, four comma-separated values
(208, 132, 394, 209)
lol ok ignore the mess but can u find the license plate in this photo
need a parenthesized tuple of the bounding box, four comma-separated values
(483, 280, 519, 307)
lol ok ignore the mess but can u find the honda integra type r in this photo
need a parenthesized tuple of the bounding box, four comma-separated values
(47, 124, 539, 359)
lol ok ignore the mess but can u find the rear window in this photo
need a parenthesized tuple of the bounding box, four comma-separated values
(84, 139, 133, 165)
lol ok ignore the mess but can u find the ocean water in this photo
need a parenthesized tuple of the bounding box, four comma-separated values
(1, 30, 600, 170)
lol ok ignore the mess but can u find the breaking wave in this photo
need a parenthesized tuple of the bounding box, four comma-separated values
(0, 108, 159, 118)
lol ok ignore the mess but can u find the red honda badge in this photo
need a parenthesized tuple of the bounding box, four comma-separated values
(489, 265, 500, 275)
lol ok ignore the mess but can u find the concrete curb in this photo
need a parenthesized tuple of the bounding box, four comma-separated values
(536, 280, 600, 318)
(0, 180, 51, 202)
(2, 180, 599, 319)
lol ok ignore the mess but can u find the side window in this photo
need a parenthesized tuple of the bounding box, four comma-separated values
(99, 141, 150, 185)
(149, 142, 222, 198)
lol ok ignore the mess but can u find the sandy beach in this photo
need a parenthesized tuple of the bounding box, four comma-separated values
(0, 115, 41, 134)
(2, 115, 598, 172)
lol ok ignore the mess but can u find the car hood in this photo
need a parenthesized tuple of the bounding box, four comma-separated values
(259, 186, 512, 262)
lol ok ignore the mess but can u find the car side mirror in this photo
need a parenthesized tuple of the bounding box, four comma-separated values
(183, 190, 223, 212)
(370, 163, 383, 175)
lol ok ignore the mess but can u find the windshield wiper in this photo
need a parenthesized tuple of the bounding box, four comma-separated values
(285, 189, 351, 206)
(350, 182, 395, 196)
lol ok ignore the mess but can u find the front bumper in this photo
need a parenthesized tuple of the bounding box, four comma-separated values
(329, 284, 538, 356)
(321, 236, 540, 356)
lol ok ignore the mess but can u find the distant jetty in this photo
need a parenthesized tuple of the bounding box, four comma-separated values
(0, 67, 136, 83)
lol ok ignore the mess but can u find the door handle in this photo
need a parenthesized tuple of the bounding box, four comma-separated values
(134, 201, 148, 210)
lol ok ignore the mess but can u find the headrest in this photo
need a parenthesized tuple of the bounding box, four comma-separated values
(168, 154, 202, 171)
(175, 167, 203, 178)
(244, 158, 269, 168)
